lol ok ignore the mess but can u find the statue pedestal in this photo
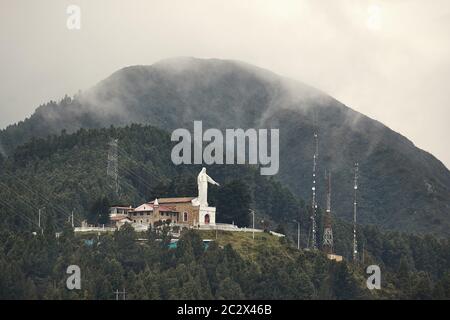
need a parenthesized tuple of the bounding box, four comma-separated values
(199, 206, 216, 226)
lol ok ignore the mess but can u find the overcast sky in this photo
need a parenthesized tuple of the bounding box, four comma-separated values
(0, 0, 449, 168)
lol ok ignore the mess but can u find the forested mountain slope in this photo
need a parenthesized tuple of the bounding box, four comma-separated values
(0, 125, 450, 300)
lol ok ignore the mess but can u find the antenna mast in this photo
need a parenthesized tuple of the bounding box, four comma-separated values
(353, 162, 359, 262)
(309, 115, 319, 250)
(323, 172, 333, 254)
(107, 138, 119, 196)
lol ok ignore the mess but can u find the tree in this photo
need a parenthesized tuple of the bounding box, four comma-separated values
(98, 197, 111, 225)
(88, 196, 110, 225)
(115, 223, 136, 249)
(60, 221, 75, 246)
(397, 256, 412, 299)
(331, 262, 362, 300)
(43, 210, 57, 239)
(215, 180, 251, 227)
(217, 277, 245, 300)
(411, 272, 433, 300)
(176, 231, 204, 263)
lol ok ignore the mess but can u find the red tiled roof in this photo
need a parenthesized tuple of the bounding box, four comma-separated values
(134, 203, 178, 213)
(158, 205, 178, 212)
(149, 197, 195, 204)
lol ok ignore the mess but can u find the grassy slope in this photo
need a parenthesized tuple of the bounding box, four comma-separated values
(197, 230, 297, 262)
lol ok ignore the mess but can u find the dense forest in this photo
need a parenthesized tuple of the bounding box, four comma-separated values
(0, 125, 449, 299)
(1, 224, 450, 299)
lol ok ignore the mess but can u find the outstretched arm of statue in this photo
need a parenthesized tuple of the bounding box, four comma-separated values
(207, 175, 220, 186)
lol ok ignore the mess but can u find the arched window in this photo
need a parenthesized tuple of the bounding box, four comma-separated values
(183, 212, 188, 222)
(204, 214, 210, 224)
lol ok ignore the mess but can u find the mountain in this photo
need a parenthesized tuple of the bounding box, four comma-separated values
(0, 57, 449, 235)
(2, 124, 450, 300)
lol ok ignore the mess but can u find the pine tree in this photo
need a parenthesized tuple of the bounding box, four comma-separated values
(217, 277, 245, 300)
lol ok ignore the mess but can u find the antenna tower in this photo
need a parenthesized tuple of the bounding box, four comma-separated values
(353, 162, 359, 262)
(309, 114, 319, 250)
(323, 172, 333, 254)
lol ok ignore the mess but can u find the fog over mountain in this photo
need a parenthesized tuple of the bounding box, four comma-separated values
(1, 57, 449, 235)
(2, 1, 450, 169)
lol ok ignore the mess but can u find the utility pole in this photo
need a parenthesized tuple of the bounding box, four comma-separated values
(114, 288, 126, 300)
(249, 209, 255, 240)
(362, 242, 365, 264)
(71, 210, 74, 228)
(38, 207, 45, 234)
(293, 220, 300, 250)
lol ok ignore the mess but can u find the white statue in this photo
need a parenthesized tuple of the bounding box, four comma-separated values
(196, 167, 219, 207)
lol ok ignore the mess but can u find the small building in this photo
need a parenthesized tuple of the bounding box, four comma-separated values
(150, 197, 200, 226)
(109, 205, 134, 215)
(110, 215, 132, 229)
(131, 199, 180, 226)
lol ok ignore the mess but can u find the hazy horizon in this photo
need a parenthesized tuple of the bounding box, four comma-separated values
(1, 0, 449, 168)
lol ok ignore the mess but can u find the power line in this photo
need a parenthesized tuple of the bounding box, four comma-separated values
(0, 173, 82, 226)
(116, 143, 164, 180)
(0, 197, 40, 229)
(116, 146, 164, 181)
(0, 182, 66, 231)
(0, 172, 80, 223)
(107, 138, 119, 196)
(115, 148, 165, 195)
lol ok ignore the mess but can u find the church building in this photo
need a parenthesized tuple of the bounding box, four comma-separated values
(110, 168, 219, 229)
